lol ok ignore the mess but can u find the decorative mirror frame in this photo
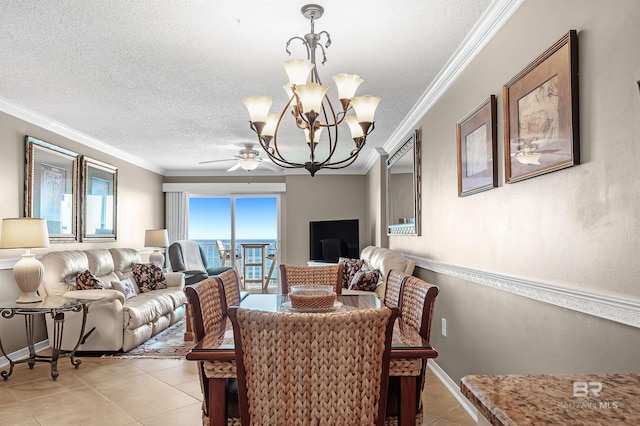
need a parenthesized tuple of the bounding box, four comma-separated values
(24, 136, 79, 242)
(80, 156, 118, 241)
(386, 129, 421, 235)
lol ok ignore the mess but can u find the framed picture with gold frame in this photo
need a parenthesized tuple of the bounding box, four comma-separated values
(456, 95, 498, 196)
(504, 30, 579, 183)
(24, 136, 79, 242)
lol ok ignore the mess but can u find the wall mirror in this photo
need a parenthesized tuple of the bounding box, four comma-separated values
(24, 136, 79, 242)
(81, 156, 117, 241)
(386, 129, 421, 235)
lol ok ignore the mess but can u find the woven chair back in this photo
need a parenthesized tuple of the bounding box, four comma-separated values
(184, 277, 225, 342)
(400, 276, 439, 343)
(279, 264, 344, 295)
(229, 306, 398, 426)
(215, 268, 242, 315)
(383, 270, 409, 308)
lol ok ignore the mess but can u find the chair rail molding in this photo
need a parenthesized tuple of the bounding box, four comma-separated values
(405, 254, 640, 329)
(0, 259, 18, 270)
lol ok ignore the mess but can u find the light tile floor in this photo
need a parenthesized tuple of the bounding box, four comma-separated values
(0, 353, 475, 425)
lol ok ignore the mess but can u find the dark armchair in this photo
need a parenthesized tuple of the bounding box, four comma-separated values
(168, 240, 231, 285)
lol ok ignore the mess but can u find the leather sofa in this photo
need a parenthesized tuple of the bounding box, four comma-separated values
(343, 246, 416, 299)
(39, 248, 186, 352)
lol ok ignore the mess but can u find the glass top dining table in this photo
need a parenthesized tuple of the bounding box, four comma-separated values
(187, 293, 438, 426)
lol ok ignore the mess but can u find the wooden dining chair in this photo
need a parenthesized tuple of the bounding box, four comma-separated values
(184, 278, 239, 425)
(229, 306, 399, 426)
(215, 268, 243, 316)
(383, 269, 409, 308)
(386, 275, 439, 425)
(279, 263, 344, 295)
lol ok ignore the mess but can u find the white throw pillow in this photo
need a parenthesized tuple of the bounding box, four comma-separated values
(112, 278, 137, 300)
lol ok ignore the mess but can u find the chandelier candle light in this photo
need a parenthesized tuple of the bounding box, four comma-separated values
(243, 4, 381, 176)
(0, 218, 50, 303)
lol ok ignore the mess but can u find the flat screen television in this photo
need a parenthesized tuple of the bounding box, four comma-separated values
(309, 219, 359, 263)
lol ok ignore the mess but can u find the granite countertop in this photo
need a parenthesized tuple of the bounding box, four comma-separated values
(461, 373, 640, 425)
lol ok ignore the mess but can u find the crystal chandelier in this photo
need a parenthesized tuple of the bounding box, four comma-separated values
(242, 4, 381, 176)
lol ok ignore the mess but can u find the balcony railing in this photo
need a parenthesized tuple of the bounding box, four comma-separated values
(198, 241, 278, 289)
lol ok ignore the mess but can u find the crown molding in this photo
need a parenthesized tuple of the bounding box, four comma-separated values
(0, 96, 165, 175)
(405, 254, 640, 329)
(379, 0, 525, 157)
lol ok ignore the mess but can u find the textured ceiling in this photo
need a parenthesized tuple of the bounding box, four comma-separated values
(0, 0, 497, 176)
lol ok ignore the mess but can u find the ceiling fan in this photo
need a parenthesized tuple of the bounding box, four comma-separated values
(199, 144, 279, 172)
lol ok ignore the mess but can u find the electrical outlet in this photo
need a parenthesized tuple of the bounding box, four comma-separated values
(441, 318, 447, 337)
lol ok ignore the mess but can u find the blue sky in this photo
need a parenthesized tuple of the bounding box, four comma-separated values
(188, 197, 277, 240)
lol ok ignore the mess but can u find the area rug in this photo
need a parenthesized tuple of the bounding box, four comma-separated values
(102, 319, 194, 359)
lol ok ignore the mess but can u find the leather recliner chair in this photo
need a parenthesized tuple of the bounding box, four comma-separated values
(168, 240, 231, 285)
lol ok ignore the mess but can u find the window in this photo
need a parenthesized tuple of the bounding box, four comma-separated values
(188, 195, 279, 289)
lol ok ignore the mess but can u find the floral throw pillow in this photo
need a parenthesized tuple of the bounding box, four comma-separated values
(131, 263, 168, 293)
(349, 269, 381, 292)
(76, 270, 104, 290)
(339, 257, 365, 288)
(112, 278, 137, 300)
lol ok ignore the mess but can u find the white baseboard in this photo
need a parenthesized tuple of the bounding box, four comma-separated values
(428, 359, 478, 423)
(0, 340, 50, 368)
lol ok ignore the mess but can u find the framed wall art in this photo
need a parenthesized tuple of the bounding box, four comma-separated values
(504, 30, 579, 183)
(24, 136, 79, 242)
(456, 95, 498, 196)
(81, 156, 118, 241)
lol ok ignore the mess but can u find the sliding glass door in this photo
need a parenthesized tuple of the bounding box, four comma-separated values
(188, 195, 279, 290)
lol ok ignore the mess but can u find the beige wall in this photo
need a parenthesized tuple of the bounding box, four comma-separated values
(283, 174, 369, 265)
(381, 0, 640, 383)
(0, 112, 165, 353)
(366, 155, 388, 247)
(164, 173, 370, 265)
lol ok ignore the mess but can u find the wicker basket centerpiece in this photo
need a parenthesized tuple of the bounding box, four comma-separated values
(289, 285, 336, 310)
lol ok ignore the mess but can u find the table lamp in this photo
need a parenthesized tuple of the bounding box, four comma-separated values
(145, 229, 169, 268)
(0, 218, 50, 303)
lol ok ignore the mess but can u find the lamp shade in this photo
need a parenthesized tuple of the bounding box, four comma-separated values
(350, 96, 381, 123)
(144, 229, 169, 248)
(242, 96, 273, 123)
(0, 218, 50, 249)
(346, 115, 365, 138)
(283, 59, 314, 85)
(0, 218, 49, 304)
(296, 83, 328, 114)
(332, 73, 363, 100)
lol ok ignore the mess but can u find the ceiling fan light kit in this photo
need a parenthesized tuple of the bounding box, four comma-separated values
(243, 3, 381, 176)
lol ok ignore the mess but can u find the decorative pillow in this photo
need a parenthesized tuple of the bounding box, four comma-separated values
(76, 270, 104, 290)
(119, 271, 141, 293)
(112, 278, 137, 300)
(339, 257, 365, 288)
(131, 263, 167, 293)
(349, 269, 381, 292)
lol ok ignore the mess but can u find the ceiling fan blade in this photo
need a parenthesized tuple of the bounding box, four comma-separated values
(198, 158, 235, 165)
(227, 163, 241, 171)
